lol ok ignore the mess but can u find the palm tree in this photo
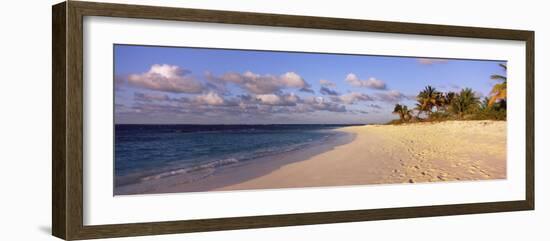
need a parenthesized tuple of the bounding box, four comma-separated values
(488, 63, 507, 107)
(441, 92, 456, 111)
(402, 105, 412, 121)
(393, 104, 413, 122)
(393, 104, 405, 122)
(451, 88, 480, 118)
(416, 86, 441, 117)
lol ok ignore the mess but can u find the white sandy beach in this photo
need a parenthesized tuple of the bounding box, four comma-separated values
(217, 120, 506, 191)
(116, 120, 506, 195)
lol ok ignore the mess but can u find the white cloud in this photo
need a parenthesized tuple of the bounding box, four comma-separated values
(376, 90, 410, 102)
(345, 73, 386, 89)
(195, 92, 225, 106)
(319, 79, 336, 87)
(256, 94, 281, 105)
(304, 96, 347, 112)
(280, 72, 307, 88)
(284, 93, 300, 103)
(256, 93, 300, 106)
(128, 64, 203, 93)
(333, 92, 374, 104)
(214, 71, 311, 94)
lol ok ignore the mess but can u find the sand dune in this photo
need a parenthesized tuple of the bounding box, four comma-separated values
(218, 120, 506, 191)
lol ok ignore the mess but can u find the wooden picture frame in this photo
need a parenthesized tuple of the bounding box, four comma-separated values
(52, 1, 534, 240)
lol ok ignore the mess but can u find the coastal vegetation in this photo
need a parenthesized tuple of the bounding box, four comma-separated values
(389, 64, 507, 124)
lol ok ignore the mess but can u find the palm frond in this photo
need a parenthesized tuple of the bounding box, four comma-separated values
(490, 74, 507, 81)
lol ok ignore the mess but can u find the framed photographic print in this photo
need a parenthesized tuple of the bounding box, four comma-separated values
(52, 1, 534, 240)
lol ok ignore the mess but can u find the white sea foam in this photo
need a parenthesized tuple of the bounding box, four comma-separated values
(140, 158, 240, 182)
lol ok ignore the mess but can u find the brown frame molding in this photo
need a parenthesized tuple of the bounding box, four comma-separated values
(52, 1, 535, 240)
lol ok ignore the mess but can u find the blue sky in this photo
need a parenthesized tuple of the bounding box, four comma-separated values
(114, 44, 506, 124)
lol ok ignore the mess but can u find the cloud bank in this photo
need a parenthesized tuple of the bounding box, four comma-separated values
(345, 73, 386, 90)
(212, 71, 313, 95)
(127, 64, 204, 93)
(332, 92, 374, 104)
(117, 64, 417, 122)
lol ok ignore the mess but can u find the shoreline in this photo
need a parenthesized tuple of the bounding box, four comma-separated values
(218, 120, 506, 191)
(115, 120, 506, 195)
(114, 129, 356, 195)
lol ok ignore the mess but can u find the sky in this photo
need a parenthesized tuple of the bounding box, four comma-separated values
(114, 44, 506, 124)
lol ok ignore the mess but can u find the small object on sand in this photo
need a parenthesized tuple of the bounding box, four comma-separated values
(408, 179, 414, 183)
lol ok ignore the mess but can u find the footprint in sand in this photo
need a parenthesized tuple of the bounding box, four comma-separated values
(466, 164, 492, 178)
(478, 169, 491, 178)
(451, 162, 464, 168)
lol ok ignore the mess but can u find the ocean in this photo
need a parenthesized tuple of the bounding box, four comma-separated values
(115, 124, 355, 188)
